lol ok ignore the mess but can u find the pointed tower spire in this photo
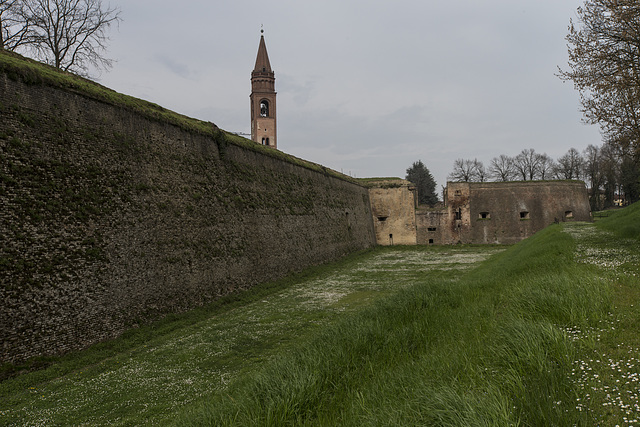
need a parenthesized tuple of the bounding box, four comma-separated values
(250, 29, 277, 149)
(253, 30, 272, 74)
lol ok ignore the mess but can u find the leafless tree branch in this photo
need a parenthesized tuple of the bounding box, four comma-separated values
(13, 0, 121, 76)
(559, 0, 640, 157)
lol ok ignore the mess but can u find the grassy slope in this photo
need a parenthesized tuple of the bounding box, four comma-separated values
(587, 202, 640, 425)
(177, 224, 615, 426)
(596, 201, 640, 240)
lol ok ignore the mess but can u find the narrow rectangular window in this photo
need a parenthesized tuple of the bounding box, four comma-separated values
(520, 211, 530, 220)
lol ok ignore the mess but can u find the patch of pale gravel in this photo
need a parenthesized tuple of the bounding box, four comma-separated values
(355, 249, 504, 273)
(291, 280, 350, 310)
(287, 248, 504, 311)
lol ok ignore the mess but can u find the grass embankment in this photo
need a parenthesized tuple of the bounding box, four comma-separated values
(596, 201, 640, 240)
(178, 224, 614, 426)
(0, 246, 499, 425)
(573, 204, 640, 426)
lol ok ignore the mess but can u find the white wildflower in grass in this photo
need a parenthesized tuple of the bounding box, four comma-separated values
(564, 222, 640, 277)
(561, 222, 640, 425)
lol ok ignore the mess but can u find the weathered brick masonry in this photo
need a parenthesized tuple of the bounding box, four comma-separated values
(367, 179, 591, 246)
(0, 70, 376, 363)
(431, 181, 592, 245)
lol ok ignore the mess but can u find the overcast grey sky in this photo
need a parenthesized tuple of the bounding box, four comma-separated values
(97, 0, 601, 191)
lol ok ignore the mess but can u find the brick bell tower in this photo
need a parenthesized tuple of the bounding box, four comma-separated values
(251, 30, 277, 149)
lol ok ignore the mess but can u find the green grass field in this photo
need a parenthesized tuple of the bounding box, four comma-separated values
(2, 204, 640, 425)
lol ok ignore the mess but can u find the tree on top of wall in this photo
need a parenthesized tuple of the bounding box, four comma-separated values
(406, 160, 438, 206)
(2, 0, 121, 77)
(489, 154, 516, 181)
(554, 148, 584, 180)
(447, 158, 485, 183)
(513, 149, 541, 181)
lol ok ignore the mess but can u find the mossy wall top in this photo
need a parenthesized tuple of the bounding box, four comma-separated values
(0, 65, 376, 363)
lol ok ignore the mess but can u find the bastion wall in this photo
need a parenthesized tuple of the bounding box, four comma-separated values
(418, 181, 592, 245)
(0, 70, 376, 363)
(367, 180, 417, 246)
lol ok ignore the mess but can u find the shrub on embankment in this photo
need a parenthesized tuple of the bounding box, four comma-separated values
(176, 224, 612, 426)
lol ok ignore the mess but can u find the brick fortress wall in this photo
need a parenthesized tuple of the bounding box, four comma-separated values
(0, 72, 376, 363)
(415, 181, 591, 245)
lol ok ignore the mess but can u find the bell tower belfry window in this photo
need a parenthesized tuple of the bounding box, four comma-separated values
(250, 30, 277, 149)
(260, 100, 269, 117)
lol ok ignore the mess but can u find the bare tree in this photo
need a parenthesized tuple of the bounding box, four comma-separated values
(600, 141, 621, 206)
(473, 159, 487, 182)
(537, 153, 555, 180)
(513, 151, 528, 181)
(449, 158, 471, 182)
(514, 148, 541, 180)
(448, 158, 482, 182)
(1, 0, 15, 48)
(19, 0, 121, 75)
(0, 0, 29, 50)
(559, 0, 640, 157)
(555, 148, 584, 180)
(583, 144, 605, 210)
(620, 154, 640, 204)
(489, 154, 515, 182)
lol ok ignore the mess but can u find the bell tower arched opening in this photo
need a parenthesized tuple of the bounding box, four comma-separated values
(260, 100, 270, 117)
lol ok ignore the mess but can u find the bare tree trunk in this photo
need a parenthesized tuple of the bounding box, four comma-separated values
(1, 16, 5, 48)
